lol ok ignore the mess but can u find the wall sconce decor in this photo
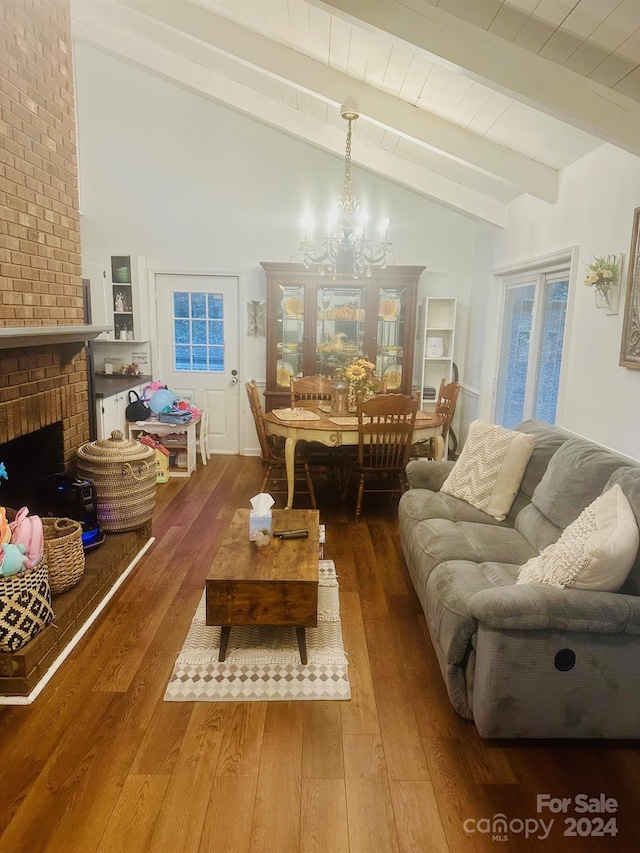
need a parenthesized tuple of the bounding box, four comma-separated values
(584, 253, 623, 314)
(246, 301, 266, 337)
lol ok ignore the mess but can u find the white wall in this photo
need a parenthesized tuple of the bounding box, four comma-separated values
(457, 219, 499, 447)
(74, 43, 478, 453)
(478, 144, 640, 460)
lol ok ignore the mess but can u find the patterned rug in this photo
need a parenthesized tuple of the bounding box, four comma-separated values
(164, 560, 350, 702)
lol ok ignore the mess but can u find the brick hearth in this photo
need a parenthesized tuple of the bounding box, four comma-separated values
(1, 2, 152, 699)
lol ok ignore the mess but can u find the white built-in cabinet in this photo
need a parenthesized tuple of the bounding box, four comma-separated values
(420, 297, 457, 408)
(96, 383, 145, 440)
(83, 255, 150, 344)
(108, 254, 150, 343)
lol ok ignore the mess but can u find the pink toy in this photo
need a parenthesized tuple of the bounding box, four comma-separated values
(10, 506, 44, 569)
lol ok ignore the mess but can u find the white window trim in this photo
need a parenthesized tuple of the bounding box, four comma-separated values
(479, 247, 579, 426)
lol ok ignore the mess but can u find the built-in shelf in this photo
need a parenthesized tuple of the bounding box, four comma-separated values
(0, 325, 111, 349)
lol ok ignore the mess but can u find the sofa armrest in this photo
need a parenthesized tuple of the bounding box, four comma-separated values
(405, 459, 455, 491)
(469, 584, 640, 635)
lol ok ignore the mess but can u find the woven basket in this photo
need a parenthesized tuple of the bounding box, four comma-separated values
(0, 557, 54, 654)
(76, 429, 156, 532)
(43, 517, 85, 595)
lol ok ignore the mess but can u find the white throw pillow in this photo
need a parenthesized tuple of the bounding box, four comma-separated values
(517, 484, 639, 591)
(440, 420, 535, 521)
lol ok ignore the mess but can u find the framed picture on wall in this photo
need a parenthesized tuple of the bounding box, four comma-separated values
(620, 206, 640, 370)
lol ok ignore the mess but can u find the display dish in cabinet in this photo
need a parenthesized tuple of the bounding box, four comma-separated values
(262, 263, 423, 411)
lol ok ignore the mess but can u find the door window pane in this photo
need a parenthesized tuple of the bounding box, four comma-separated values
(534, 280, 568, 423)
(172, 291, 225, 372)
(495, 284, 534, 429)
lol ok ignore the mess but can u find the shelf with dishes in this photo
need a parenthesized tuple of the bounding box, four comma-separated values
(276, 358, 297, 388)
(263, 263, 424, 409)
(381, 362, 403, 391)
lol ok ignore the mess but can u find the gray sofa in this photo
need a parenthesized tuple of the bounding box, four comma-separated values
(399, 420, 640, 738)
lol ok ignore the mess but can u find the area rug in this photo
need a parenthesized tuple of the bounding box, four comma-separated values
(164, 560, 350, 702)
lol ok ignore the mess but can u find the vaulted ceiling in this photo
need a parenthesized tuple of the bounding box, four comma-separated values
(71, 0, 640, 226)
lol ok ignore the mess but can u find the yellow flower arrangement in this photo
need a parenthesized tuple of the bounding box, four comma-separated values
(335, 357, 379, 399)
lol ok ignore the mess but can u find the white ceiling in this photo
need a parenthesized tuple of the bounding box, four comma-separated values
(71, 0, 640, 225)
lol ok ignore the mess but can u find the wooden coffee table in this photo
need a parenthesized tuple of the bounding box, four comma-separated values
(205, 508, 320, 664)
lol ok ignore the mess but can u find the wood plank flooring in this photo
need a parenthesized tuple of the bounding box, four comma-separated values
(0, 455, 638, 852)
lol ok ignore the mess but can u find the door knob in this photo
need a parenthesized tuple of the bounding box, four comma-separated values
(230, 369, 239, 385)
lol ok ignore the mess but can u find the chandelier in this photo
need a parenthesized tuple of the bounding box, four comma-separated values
(299, 108, 392, 278)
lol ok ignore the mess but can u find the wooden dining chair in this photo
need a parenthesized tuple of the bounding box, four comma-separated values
(342, 392, 418, 521)
(410, 378, 460, 461)
(245, 380, 317, 508)
(290, 375, 339, 481)
(290, 375, 333, 407)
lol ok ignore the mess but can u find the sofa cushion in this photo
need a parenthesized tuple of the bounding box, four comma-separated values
(531, 437, 631, 529)
(517, 485, 639, 592)
(441, 420, 535, 521)
(406, 518, 537, 583)
(399, 488, 509, 529)
(515, 420, 573, 501)
(514, 502, 563, 554)
(606, 467, 640, 595)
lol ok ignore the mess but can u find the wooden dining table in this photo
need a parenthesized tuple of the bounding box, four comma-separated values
(263, 402, 445, 509)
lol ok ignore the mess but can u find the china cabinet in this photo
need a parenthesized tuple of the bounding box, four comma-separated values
(261, 263, 424, 410)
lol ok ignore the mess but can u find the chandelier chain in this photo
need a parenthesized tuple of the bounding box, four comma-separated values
(344, 119, 352, 199)
(299, 110, 392, 278)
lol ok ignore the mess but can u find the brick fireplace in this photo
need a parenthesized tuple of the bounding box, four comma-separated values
(1, 0, 90, 472)
(0, 1, 153, 700)
(0, 342, 88, 509)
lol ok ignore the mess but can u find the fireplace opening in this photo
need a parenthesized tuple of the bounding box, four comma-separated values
(0, 422, 65, 515)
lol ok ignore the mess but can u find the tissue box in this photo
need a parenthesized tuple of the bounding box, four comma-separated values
(249, 511, 272, 538)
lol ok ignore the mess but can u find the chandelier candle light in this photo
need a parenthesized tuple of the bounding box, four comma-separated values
(300, 107, 392, 278)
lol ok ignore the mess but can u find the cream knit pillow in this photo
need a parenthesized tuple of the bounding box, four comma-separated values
(517, 484, 639, 591)
(440, 420, 535, 521)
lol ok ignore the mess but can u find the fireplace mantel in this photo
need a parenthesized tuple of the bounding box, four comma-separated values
(0, 324, 111, 350)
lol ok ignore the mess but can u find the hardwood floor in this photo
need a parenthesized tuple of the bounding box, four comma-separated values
(0, 456, 638, 852)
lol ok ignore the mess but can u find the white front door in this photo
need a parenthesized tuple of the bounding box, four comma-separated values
(155, 273, 240, 454)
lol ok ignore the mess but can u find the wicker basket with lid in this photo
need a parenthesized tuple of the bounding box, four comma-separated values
(76, 430, 156, 532)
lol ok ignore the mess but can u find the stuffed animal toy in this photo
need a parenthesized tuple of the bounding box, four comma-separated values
(0, 542, 27, 577)
(0, 507, 11, 545)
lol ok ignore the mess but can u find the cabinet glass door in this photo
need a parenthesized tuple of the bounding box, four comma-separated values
(276, 284, 304, 388)
(377, 285, 408, 391)
(315, 284, 367, 376)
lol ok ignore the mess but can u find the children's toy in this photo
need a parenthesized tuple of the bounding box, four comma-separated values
(0, 507, 10, 545)
(9, 506, 44, 569)
(0, 542, 27, 577)
(150, 388, 176, 414)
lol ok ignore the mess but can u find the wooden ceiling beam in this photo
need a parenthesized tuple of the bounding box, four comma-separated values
(315, 0, 640, 156)
(105, 0, 558, 200)
(71, 9, 506, 225)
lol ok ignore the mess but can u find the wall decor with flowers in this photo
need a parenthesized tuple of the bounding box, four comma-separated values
(583, 254, 622, 314)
